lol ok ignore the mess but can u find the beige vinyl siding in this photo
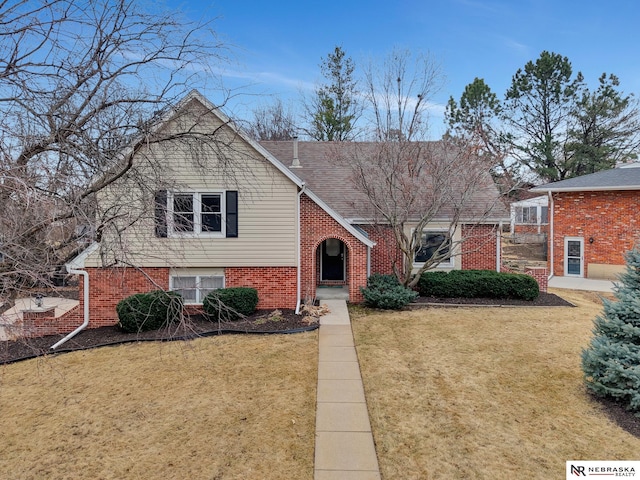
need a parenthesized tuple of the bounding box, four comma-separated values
(84, 98, 298, 268)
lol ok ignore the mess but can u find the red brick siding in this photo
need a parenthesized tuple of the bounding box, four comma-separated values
(361, 225, 403, 275)
(461, 224, 499, 270)
(551, 191, 640, 276)
(300, 195, 368, 303)
(525, 267, 548, 293)
(20, 306, 83, 338)
(225, 267, 297, 309)
(513, 224, 550, 235)
(84, 267, 169, 327)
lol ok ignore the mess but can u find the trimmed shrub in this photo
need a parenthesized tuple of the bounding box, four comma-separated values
(203, 287, 259, 321)
(418, 269, 539, 301)
(360, 274, 418, 310)
(116, 290, 183, 333)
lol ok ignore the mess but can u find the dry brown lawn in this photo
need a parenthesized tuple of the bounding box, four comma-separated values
(351, 289, 640, 480)
(0, 332, 318, 480)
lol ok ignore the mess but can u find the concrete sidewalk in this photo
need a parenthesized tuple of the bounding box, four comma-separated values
(548, 276, 615, 292)
(314, 299, 381, 480)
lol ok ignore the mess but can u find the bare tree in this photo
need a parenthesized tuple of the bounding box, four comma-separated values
(336, 139, 502, 288)
(362, 48, 444, 141)
(0, 0, 229, 308)
(335, 50, 501, 288)
(246, 99, 298, 140)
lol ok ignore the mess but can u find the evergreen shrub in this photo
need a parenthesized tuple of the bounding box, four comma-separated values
(360, 273, 418, 310)
(116, 290, 183, 333)
(582, 247, 640, 413)
(203, 287, 259, 321)
(418, 269, 539, 300)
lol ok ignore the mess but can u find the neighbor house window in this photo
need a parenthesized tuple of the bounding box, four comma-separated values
(414, 231, 452, 267)
(171, 275, 224, 304)
(169, 192, 224, 236)
(516, 206, 538, 224)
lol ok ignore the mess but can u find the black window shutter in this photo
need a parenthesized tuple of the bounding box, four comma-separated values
(225, 190, 238, 238)
(154, 190, 168, 238)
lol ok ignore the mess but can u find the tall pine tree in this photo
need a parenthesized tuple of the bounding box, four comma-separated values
(582, 247, 640, 412)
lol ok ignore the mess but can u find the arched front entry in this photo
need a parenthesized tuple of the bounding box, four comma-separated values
(319, 238, 346, 282)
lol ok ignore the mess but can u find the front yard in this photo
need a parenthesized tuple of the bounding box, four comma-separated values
(351, 289, 640, 479)
(0, 332, 318, 480)
(1, 289, 638, 479)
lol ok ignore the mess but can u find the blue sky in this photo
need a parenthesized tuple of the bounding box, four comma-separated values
(171, 0, 640, 137)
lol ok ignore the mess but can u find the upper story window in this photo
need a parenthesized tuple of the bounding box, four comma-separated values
(414, 231, 453, 267)
(172, 193, 223, 235)
(515, 205, 549, 225)
(155, 190, 238, 238)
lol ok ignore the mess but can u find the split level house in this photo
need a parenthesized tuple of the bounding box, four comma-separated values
(531, 163, 640, 280)
(51, 90, 508, 332)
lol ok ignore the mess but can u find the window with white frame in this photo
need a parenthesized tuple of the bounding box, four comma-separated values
(170, 192, 224, 236)
(171, 275, 224, 304)
(515, 206, 538, 224)
(414, 231, 452, 267)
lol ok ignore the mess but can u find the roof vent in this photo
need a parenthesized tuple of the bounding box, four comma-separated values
(291, 137, 301, 168)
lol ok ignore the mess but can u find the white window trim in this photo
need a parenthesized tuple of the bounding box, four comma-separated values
(167, 191, 226, 238)
(170, 273, 225, 304)
(412, 228, 454, 269)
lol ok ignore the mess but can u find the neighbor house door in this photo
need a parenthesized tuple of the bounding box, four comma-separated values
(321, 239, 345, 281)
(564, 237, 584, 277)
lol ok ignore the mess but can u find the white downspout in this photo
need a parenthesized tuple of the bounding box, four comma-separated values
(50, 266, 90, 350)
(496, 221, 502, 272)
(295, 184, 306, 314)
(548, 191, 554, 280)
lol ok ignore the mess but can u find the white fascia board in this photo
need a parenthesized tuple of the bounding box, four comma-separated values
(531, 185, 640, 193)
(66, 242, 99, 270)
(304, 189, 376, 248)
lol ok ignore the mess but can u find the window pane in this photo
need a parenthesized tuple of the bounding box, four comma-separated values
(541, 206, 549, 224)
(415, 233, 450, 263)
(201, 195, 221, 212)
(173, 276, 196, 288)
(174, 195, 193, 212)
(172, 276, 197, 302)
(201, 213, 222, 232)
(200, 276, 224, 289)
(173, 194, 194, 232)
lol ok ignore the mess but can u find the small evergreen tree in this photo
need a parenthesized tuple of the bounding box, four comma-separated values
(582, 246, 640, 413)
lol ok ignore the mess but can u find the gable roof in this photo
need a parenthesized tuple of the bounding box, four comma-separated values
(156, 92, 375, 248)
(531, 165, 640, 192)
(260, 140, 508, 223)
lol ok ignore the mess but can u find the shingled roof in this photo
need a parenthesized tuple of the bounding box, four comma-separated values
(260, 140, 508, 223)
(531, 165, 640, 192)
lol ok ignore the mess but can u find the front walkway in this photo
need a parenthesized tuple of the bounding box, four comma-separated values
(548, 276, 615, 292)
(314, 299, 381, 480)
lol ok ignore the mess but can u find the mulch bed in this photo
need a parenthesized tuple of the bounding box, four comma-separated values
(414, 291, 575, 307)
(0, 309, 316, 365)
(2, 293, 638, 438)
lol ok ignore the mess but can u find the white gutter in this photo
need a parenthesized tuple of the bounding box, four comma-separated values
(496, 221, 502, 272)
(295, 184, 306, 314)
(50, 265, 90, 350)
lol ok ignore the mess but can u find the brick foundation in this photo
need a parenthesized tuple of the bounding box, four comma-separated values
(225, 266, 297, 310)
(84, 267, 170, 327)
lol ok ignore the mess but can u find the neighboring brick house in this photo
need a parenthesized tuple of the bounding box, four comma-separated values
(63, 90, 508, 331)
(531, 164, 640, 280)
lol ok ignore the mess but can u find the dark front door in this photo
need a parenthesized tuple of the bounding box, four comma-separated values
(321, 239, 345, 281)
